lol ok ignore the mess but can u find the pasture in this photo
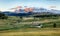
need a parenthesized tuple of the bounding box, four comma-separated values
(0, 16, 60, 36)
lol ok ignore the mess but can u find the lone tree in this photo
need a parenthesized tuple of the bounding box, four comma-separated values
(53, 23, 56, 28)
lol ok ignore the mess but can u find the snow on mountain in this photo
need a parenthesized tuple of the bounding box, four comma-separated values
(1, 7, 60, 14)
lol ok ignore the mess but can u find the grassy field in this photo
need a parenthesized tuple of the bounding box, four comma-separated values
(0, 28, 60, 36)
(0, 16, 60, 30)
(0, 16, 60, 36)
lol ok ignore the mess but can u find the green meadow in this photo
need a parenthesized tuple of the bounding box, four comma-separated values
(0, 16, 60, 36)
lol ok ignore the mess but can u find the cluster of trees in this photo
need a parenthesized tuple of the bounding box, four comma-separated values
(33, 14, 59, 18)
(0, 13, 8, 19)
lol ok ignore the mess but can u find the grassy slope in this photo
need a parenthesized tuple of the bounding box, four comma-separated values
(0, 16, 60, 29)
(0, 16, 60, 36)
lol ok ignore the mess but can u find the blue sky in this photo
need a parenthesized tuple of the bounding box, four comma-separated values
(0, 0, 60, 11)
